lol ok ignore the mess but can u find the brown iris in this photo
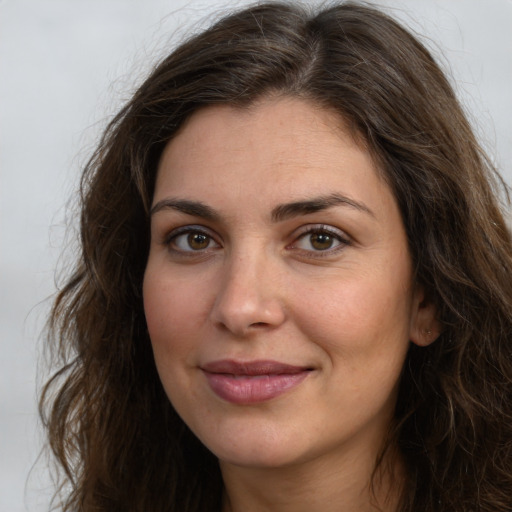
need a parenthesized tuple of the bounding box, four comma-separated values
(310, 232, 334, 250)
(188, 232, 210, 250)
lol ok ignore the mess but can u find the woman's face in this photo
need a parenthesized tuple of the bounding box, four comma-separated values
(143, 97, 435, 470)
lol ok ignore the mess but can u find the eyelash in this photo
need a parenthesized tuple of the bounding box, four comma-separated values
(161, 224, 351, 258)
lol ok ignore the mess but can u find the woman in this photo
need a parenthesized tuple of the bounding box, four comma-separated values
(40, 2, 512, 511)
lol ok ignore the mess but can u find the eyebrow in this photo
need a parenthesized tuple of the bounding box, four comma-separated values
(150, 198, 219, 220)
(150, 193, 374, 221)
(270, 193, 374, 222)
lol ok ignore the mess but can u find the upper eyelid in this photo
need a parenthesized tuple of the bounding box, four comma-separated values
(162, 224, 221, 244)
(291, 223, 351, 241)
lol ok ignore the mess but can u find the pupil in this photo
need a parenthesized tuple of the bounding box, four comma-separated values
(188, 233, 209, 250)
(311, 233, 333, 250)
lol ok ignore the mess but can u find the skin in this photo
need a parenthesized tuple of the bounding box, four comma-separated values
(143, 97, 438, 512)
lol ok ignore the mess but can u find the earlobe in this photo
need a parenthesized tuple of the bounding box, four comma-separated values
(409, 285, 441, 347)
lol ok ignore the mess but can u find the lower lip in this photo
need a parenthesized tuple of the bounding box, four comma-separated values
(203, 371, 310, 404)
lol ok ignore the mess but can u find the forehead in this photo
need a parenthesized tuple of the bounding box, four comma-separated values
(154, 97, 392, 216)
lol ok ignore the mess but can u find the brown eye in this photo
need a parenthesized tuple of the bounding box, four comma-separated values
(292, 226, 349, 254)
(309, 232, 335, 250)
(168, 228, 220, 253)
(188, 232, 210, 250)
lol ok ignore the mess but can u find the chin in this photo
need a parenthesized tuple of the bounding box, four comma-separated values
(198, 421, 305, 470)
(216, 445, 300, 470)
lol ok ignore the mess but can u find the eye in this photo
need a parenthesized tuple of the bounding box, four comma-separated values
(165, 227, 220, 253)
(291, 225, 350, 254)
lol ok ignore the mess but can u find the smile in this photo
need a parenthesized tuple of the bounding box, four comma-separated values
(201, 360, 313, 404)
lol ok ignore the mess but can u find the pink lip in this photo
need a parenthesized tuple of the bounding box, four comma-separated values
(201, 360, 312, 404)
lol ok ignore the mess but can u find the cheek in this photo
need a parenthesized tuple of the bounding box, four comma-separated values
(143, 271, 205, 361)
(142, 271, 209, 414)
(291, 269, 413, 358)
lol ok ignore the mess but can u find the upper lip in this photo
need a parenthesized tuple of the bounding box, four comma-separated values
(201, 359, 312, 376)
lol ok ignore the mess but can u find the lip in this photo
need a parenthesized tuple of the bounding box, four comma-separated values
(201, 359, 313, 404)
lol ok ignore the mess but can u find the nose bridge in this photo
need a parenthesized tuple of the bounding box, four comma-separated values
(211, 240, 285, 335)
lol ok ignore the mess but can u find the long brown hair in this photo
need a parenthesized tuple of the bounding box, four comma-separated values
(40, 2, 512, 511)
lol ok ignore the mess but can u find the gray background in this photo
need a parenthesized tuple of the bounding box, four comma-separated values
(1, 1, 511, 510)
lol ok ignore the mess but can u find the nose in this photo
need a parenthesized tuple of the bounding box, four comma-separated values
(210, 251, 286, 336)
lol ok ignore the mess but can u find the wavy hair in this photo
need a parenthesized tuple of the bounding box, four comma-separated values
(40, 2, 512, 511)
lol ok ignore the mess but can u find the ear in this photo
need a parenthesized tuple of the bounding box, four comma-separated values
(409, 284, 441, 347)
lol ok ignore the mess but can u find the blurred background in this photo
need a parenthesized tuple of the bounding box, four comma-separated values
(1, 0, 511, 510)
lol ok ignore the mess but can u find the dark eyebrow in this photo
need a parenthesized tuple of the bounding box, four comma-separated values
(150, 193, 374, 222)
(271, 193, 374, 222)
(150, 198, 219, 220)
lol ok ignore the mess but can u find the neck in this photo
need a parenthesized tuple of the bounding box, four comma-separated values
(220, 443, 403, 512)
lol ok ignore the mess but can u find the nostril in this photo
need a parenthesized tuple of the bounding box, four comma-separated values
(250, 322, 268, 327)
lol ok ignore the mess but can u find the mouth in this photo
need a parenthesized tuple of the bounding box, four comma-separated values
(201, 359, 314, 404)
